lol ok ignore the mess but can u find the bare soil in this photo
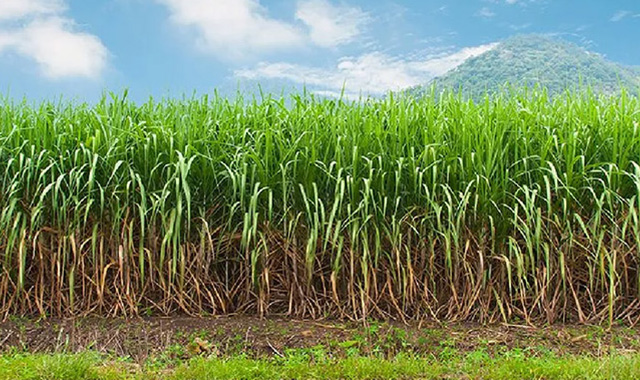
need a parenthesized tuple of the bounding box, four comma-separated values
(1, 316, 638, 363)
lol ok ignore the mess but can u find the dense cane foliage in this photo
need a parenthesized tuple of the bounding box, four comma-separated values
(1, 89, 640, 323)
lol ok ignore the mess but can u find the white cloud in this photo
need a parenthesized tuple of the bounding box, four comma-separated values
(0, 33, 12, 50)
(0, 0, 64, 21)
(610, 10, 631, 22)
(416, 44, 499, 76)
(236, 54, 417, 96)
(0, 0, 108, 79)
(295, 0, 368, 48)
(156, 0, 371, 58)
(509, 23, 532, 31)
(156, 0, 305, 59)
(10, 18, 107, 79)
(235, 43, 498, 96)
(477, 7, 496, 18)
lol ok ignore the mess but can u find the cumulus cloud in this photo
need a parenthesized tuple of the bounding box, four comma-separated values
(235, 43, 498, 97)
(295, 0, 368, 48)
(0, 0, 64, 21)
(156, 0, 305, 59)
(156, 0, 369, 59)
(0, 0, 108, 79)
(10, 18, 108, 79)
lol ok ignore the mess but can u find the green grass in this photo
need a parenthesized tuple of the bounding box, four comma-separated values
(1, 351, 640, 379)
(0, 353, 112, 380)
(0, 89, 639, 323)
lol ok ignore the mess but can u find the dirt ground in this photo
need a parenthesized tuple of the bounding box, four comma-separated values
(1, 316, 638, 363)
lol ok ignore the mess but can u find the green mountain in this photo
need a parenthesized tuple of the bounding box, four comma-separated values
(419, 35, 640, 97)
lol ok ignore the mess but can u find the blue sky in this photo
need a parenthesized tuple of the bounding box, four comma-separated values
(0, 0, 639, 101)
